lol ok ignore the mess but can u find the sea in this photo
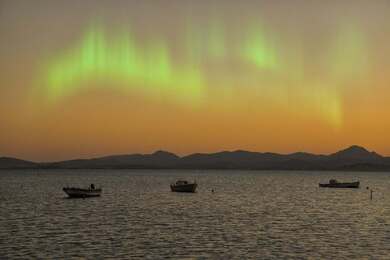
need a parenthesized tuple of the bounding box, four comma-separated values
(1, 170, 390, 259)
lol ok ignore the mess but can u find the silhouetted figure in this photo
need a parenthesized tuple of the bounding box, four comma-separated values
(90, 183, 95, 190)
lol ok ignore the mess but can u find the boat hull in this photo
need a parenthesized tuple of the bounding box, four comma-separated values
(170, 183, 197, 193)
(319, 182, 360, 188)
(63, 187, 102, 198)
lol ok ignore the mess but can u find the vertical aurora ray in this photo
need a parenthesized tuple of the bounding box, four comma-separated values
(242, 26, 278, 69)
(208, 20, 226, 59)
(329, 24, 368, 81)
(298, 85, 343, 128)
(310, 23, 370, 128)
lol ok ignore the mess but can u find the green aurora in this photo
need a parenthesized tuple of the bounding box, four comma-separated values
(40, 20, 369, 128)
(42, 22, 279, 102)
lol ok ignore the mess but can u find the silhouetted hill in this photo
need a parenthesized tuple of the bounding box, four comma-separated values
(48, 150, 179, 169)
(1, 146, 390, 171)
(329, 145, 382, 160)
(0, 157, 38, 169)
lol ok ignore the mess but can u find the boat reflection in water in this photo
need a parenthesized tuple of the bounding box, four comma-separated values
(63, 184, 102, 198)
(170, 180, 197, 193)
(319, 179, 360, 188)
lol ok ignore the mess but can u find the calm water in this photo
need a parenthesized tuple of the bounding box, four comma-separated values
(1, 170, 390, 259)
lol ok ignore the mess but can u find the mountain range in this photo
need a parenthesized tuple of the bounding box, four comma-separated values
(1, 145, 390, 171)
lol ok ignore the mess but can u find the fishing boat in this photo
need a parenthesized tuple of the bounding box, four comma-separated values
(170, 180, 197, 193)
(319, 179, 360, 188)
(63, 184, 102, 198)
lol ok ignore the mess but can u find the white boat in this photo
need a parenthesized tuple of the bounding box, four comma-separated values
(319, 179, 360, 188)
(170, 180, 197, 193)
(63, 184, 102, 198)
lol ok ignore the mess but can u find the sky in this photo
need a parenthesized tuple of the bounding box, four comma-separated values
(1, 0, 390, 161)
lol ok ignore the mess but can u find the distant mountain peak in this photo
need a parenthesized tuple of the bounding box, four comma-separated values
(331, 145, 381, 159)
(342, 145, 369, 153)
(151, 150, 179, 158)
(347, 145, 368, 151)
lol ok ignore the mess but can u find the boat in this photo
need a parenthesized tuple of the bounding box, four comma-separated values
(170, 180, 197, 193)
(63, 184, 102, 198)
(319, 179, 360, 188)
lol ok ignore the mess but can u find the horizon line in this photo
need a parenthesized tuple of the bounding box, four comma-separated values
(1, 144, 387, 163)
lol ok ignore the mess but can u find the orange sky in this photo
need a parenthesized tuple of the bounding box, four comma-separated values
(1, 0, 390, 161)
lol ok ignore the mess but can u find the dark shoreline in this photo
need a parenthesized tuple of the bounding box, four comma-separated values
(2, 145, 390, 171)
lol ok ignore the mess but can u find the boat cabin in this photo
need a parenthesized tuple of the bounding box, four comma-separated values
(175, 180, 189, 185)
